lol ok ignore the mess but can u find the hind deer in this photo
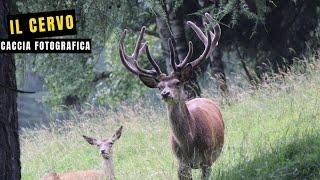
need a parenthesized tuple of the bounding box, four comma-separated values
(119, 13, 224, 180)
(42, 126, 123, 180)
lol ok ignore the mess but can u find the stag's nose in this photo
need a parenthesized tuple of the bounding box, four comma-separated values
(101, 150, 106, 154)
(161, 91, 170, 98)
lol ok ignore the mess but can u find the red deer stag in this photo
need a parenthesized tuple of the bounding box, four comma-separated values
(119, 13, 224, 180)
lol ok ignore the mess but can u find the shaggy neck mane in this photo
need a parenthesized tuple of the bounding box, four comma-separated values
(167, 101, 194, 154)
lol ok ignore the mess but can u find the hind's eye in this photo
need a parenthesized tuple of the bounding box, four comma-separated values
(175, 81, 181, 86)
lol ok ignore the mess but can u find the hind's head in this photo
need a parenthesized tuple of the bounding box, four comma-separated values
(83, 126, 123, 159)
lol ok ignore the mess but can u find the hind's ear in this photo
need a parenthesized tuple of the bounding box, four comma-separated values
(112, 126, 123, 142)
(83, 135, 100, 146)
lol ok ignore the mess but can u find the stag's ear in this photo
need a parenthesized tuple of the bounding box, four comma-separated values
(138, 74, 158, 88)
(180, 63, 193, 82)
(111, 126, 123, 142)
(83, 135, 100, 146)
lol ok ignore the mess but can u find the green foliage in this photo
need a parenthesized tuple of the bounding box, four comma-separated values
(201, 0, 269, 29)
(15, 0, 319, 109)
(90, 36, 145, 107)
(90, 33, 160, 107)
(15, 0, 155, 108)
(32, 54, 94, 108)
(17, 0, 270, 108)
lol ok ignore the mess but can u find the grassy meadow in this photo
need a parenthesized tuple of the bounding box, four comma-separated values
(21, 59, 320, 179)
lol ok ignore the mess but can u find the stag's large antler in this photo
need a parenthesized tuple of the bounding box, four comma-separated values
(119, 13, 220, 77)
(171, 13, 221, 71)
(119, 26, 163, 78)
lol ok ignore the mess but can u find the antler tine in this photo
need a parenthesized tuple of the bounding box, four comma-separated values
(120, 43, 155, 77)
(133, 26, 146, 59)
(119, 27, 158, 77)
(119, 29, 131, 60)
(184, 13, 220, 69)
(176, 41, 193, 69)
(136, 42, 158, 75)
(187, 21, 208, 45)
(145, 45, 162, 75)
(190, 30, 212, 68)
(133, 27, 160, 76)
(138, 42, 147, 57)
(186, 20, 212, 68)
(168, 39, 178, 71)
(133, 61, 157, 75)
(119, 30, 139, 75)
(205, 13, 221, 47)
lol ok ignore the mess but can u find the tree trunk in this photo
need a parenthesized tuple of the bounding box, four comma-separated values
(0, 0, 21, 179)
(156, 0, 201, 98)
(155, 0, 188, 72)
(156, 17, 173, 73)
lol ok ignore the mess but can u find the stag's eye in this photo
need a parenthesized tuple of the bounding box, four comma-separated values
(172, 80, 181, 86)
(158, 85, 165, 90)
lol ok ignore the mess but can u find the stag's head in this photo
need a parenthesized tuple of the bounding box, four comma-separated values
(83, 126, 123, 159)
(119, 13, 221, 104)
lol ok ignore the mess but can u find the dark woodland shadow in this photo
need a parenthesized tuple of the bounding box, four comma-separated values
(217, 133, 320, 180)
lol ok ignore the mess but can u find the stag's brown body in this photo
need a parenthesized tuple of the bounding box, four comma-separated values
(170, 98, 224, 169)
(119, 13, 224, 179)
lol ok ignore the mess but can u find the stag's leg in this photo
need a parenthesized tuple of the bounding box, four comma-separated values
(178, 160, 192, 180)
(172, 136, 192, 180)
(200, 149, 214, 180)
(201, 147, 222, 179)
(201, 164, 212, 180)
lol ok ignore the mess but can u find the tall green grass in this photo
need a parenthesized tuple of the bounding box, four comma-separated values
(21, 59, 320, 179)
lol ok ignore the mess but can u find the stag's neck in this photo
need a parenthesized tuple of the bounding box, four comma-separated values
(167, 101, 194, 152)
(102, 157, 115, 180)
